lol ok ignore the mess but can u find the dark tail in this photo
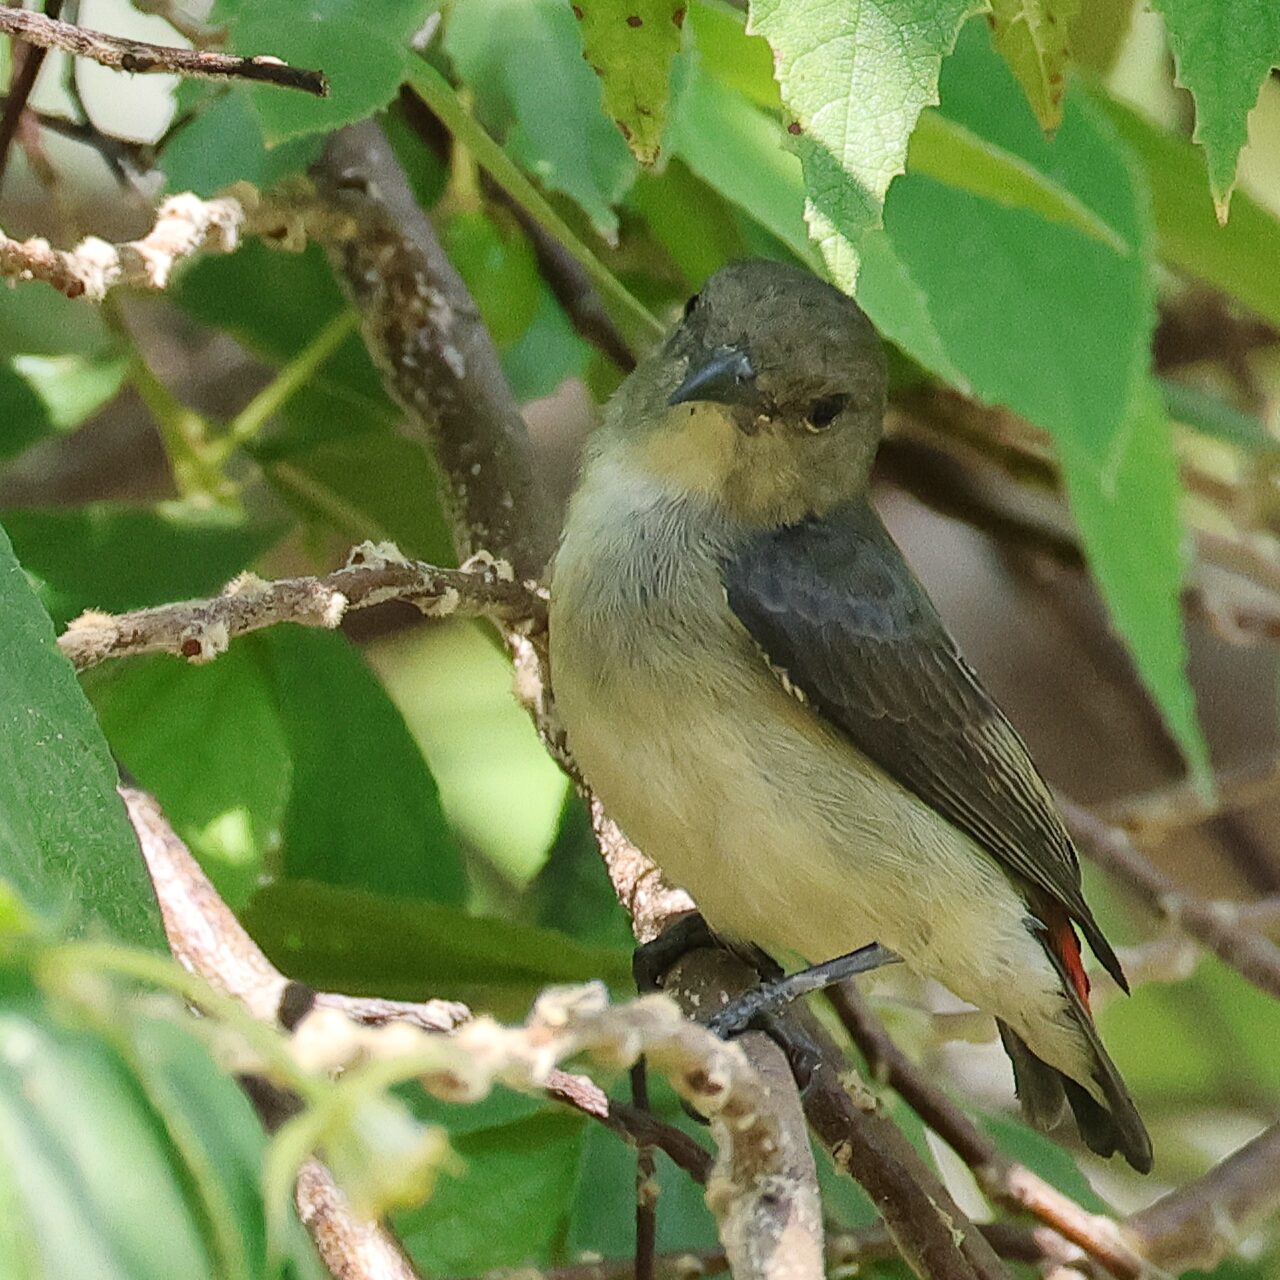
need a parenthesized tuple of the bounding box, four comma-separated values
(997, 952, 1152, 1173)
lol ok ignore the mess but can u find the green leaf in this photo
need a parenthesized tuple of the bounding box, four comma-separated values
(85, 647, 292, 910)
(0, 971, 214, 1278)
(0, 287, 124, 460)
(687, 0, 779, 110)
(440, 210, 542, 347)
(261, 630, 467, 904)
(529, 794, 634, 948)
(395, 1110, 587, 1273)
(500, 284, 592, 402)
(1150, 0, 1280, 219)
(573, 0, 686, 163)
(907, 109, 1127, 251)
(262, 433, 456, 566)
(1058, 379, 1208, 781)
(988, 0, 1079, 133)
(2, 502, 282, 629)
(665, 61, 816, 267)
(980, 1111, 1106, 1211)
(161, 90, 326, 196)
(366, 622, 569, 895)
(9, 354, 127, 433)
(241, 881, 631, 1016)
(565, 1084, 718, 1257)
(228, 0, 435, 144)
(121, 1012, 277, 1280)
(870, 25, 1208, 772)
(176, 245, 389, 410)
(445, 0, 637, 240)
(0, 526, 163, 947)
(748, 0, 979, 288)
(1094, 92, 1280, 329)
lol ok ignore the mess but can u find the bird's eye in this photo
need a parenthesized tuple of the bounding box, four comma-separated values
(806, 394, 848, 431)
(682, 291, 700, 320)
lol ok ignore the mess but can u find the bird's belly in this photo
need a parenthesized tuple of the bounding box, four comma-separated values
(555, 658, 1083, 1073)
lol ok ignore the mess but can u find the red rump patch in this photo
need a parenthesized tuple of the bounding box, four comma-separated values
(1045, 906, 1091, 1012)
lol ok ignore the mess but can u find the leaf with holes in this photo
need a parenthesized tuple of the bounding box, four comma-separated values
(988, 0, 1079, 132)
(573, 0, 687, 163)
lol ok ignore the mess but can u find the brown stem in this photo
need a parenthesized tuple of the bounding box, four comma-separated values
(59, 548, 546, 670)
(825, 984, 1147, 1280)
(0, 7, 326, 94)
(1060, 798, 1280, 1002)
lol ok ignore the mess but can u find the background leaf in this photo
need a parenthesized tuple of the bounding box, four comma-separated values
(227, 0, 435, 144)
(445, 0, 637, 240)
(573, 0, 686, 164)
(988, 0, 1079, 133)
(0, 525, 163, 946)
(1150, 0, 1280, 218)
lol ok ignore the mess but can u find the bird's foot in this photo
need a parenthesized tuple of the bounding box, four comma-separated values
(706, 942, 902, 1039)
(632, 912, 783, 992)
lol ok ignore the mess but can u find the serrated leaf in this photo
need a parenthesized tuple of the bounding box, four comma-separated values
(1150, 0, 1280, 220)
(988, 0, 1078, 133)
(0, 526, 164, 947)
(573, 0, 685, 163)
(229, 0, 434, 144)
(445, 0, 636, 240)
(870, 24, 1208, 773)
(748, 0, 980, 288)
(1095, 91, 1280, 327)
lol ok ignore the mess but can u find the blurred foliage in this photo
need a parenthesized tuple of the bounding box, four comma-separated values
(2, 0, 1280, 1276)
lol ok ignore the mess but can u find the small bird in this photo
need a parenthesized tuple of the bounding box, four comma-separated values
(549, 260, 1152, 1172)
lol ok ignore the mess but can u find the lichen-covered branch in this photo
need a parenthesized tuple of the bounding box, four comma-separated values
(0, 7, 326, 94)
(0, 184, 346, 300)
(59, 543, 544, 670)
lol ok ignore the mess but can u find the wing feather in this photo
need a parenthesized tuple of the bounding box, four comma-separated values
(724, 499, 1126, 991)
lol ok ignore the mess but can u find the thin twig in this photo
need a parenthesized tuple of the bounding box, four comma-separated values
(58, 544, 546, 670)
(1060, 798, 1280, 1003)
(1126, 1120, 1280, 1271)
(0, 0, 62, 190)
(631, 1061, 658, 1280)
(824, 983, 1148, 1280)
(0, 7, 326, 94)
(0, 184, 346, 301)
(295, 1161, 422, 1280)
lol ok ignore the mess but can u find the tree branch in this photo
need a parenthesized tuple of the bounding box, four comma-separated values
(1126, 1119, 1280, 1271)
(1060, 798, 1280, 1002)
(313, 124, 555, 583)
(59, 543, 545, 671)
(0, 7, 326, 94)
(0, 184, 348, 300)
(825, 984, 1146, 1280)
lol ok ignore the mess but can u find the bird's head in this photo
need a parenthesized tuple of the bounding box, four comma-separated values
(602, 260, 888, 527)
